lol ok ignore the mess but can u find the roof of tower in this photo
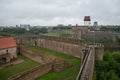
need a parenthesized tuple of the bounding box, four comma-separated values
(84, 16, 91, 21)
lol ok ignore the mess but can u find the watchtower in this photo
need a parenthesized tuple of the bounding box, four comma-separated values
(95, 43, 104, 60)
(84, 16, 91, 26)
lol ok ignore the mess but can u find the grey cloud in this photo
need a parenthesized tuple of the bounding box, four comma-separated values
(0, 0, 120, 26)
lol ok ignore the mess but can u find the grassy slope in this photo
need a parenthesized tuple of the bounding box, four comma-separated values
(44, 30, 72, 37)
(0, 55, 40, 80)
(24, 46, 81, 80)
(44, 31, 59, 37)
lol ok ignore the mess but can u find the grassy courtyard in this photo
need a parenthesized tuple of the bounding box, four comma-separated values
(24, 46, 81, 80)
(44, 31, 59, 37)
(0, 55, 40, 80)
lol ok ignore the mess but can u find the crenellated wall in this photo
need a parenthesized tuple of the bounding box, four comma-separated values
(15, 35, 84, 58)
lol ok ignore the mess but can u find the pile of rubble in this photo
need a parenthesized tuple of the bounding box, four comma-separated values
(52, 59, 72, 73)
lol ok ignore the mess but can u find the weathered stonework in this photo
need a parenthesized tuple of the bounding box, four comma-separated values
(72, 25, 89, 39)
(0, 47, 17, 63)
(14, 35, 104, 80)
(8, 64, 52, 80)
(20, 48, 56, 64)
(15, 35, 84, 58)
(52, 59, 72, 73)
(95, 44, 104, 60)
(82, 31, 117, 42)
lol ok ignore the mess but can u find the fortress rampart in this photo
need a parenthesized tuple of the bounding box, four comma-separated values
(15, 35, 84, 58)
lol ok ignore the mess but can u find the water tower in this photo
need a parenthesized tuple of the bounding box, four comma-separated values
(84, 16, 91, 26)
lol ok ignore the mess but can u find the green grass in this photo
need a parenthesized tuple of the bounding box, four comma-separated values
(44, 31, 59, 37)
(44, 30, 73, 38)
(24, 46, 81, 80)
(24, 46, 80, 64)
(37, 65, 80, 80)
(0, 55, 40, 80)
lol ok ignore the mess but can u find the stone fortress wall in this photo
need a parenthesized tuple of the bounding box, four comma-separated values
(15, 35, 85, 58)
(15, 35, 104, 60)
(14, 35, 104, 80)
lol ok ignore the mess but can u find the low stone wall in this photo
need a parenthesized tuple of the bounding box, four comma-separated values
(7, 48, 72, 80)
(0, 58, 23, 69)
(20, 48, 43, 64)
(52, 59, 72, 73)
(7, 63, 52, 80)
(20, 48, 55, 64)
(20, 48, 72, 73)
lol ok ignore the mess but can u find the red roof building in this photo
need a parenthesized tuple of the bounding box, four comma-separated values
(0, 37, 16, 49)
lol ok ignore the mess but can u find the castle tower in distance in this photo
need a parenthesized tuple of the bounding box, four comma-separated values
(84, 16, 91, 26)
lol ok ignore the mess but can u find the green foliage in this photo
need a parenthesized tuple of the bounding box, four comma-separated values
(59, 33, 71, 38)
(95, 50, 120, 80)
(53, 26, 71, 30)
(44, 31, 59, 37)
(2, 27, 27, 35)
(0, 33, 11, 36)
(100, 25, 120, 33)
(29, 27, 48, 35)
(93, 71, 97, 80)
(106, 70, 119, 80)
(0, 27, 48, 36)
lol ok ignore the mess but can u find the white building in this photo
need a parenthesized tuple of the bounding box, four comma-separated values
(20, 24, 31, 31)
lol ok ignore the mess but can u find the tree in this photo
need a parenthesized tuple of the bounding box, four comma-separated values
(95, 50, 120, 80)
(29, 27, 48, 35)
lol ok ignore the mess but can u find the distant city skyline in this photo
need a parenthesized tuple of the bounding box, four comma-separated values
(0, 0, 120, 26)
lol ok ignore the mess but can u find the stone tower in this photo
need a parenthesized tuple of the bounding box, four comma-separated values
(84, 16, 91, 26)
(93, 21, 98, 27)
(95, 44, 104, 60)
(92, 21, 98, 30)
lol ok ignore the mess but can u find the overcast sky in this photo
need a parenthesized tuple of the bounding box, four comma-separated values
(0, 0, 120, 26)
